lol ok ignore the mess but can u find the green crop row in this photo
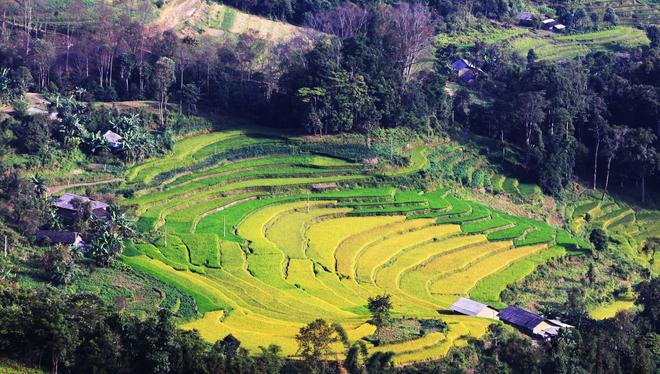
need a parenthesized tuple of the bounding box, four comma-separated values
(469, 246, 566, 308)
(572, 200, 600, 218)
(350, 205, 428, 215)
(514, 224, 555, 246)
(437, 203, 491, 224)
(461, 214, 512, 234)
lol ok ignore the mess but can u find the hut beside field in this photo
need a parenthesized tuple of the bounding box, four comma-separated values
(103, 130, 123, 149)
(518, 11, 534, 26)
(52, 193, 109, 223)
(498, 306, 573, 341)
(450, 297, 499, 319)
(36, 230, 84, 248)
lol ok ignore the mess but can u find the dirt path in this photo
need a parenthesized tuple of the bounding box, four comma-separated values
(149, 0, 205, 35)
(47, 178, 125, 195)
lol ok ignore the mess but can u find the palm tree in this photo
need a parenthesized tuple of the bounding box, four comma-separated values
(106, 204, 136, 238)
(88, 229, 125, 267)
(88, 131, 110, 154)
(31, 174, 48, 197)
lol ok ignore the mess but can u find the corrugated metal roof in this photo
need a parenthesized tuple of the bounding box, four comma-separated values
(53, 193, 109, 211)
(498, 306, 545, 331)
(36, 230, 81, 244)
(451, 59, 469, 71)
(451, 297, 491, 316)
(103, 130, 123, 147)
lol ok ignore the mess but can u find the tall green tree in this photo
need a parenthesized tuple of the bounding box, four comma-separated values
(154, 57, 176, 128)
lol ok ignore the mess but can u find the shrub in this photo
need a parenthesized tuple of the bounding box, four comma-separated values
(590, 228, 608, 251)
(41, 245, 77, 285)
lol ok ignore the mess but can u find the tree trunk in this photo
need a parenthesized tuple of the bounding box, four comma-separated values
(593, 139, 600, 190)
(525, 122, 531, 168)
(501, 129, 505, 160)
(641, 176, 645, 203)
(602, 156, 613, 200)
(65, 24, 70, 75)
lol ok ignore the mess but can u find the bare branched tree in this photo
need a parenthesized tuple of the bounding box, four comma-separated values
(381, 2, 438, 82)
(306, 2, 370, 40)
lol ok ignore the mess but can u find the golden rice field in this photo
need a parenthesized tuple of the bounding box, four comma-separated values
(121, 128, 594, 364)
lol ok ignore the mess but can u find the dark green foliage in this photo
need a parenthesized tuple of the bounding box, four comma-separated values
(41, 245, 77, 286)
(0, 167, 49, 235)
(590, 228, 609, 251)
(0, 283, 284, 373)
(368, 294, 392, 329)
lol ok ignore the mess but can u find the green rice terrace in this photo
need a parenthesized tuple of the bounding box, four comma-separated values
(509, 26, 650, 61)
(120, 127, 611, 364)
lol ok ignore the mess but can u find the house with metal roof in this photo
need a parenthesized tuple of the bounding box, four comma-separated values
(52, 193, 110, 222)
(518, 11, 534, 25)
(103, 130, 123, 149)
(450, 297, 499, 319)
(36, 230, 84, 248)
(451, 59, 480, 83)
(498, 306, 572, 340)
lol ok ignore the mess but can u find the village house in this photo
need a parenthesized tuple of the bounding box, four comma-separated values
(451, 59, 480, 83)
(52, 193, 110, 222)
(498, 306, 573, 341)
(542, 18, 566, 32)
(36, 230, 85, 248)
(103, 130, 123, 149)
(450, 297, 499, 319)
(518, 11, 534, 26)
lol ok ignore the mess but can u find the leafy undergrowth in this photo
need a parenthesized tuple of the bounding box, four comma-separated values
(365, 318, 447, 346)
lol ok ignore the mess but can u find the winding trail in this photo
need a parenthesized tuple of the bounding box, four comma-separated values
(47, 178, 125, 195)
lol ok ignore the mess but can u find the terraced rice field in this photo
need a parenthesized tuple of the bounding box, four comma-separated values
(427, 141, 542, 201)
(206, 3, 311, 42)
(510, 26, 650, 61)
(120, 128, 594, 364)
(568, 194, 659, 263)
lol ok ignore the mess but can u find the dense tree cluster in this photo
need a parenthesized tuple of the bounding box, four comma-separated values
(0, 282, 287, 374)
(464, 31, 659, 198)
(1, 1, 656, 198)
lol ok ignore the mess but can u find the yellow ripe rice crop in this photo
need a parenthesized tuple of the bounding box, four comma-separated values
(419, 240, 514, 275)
(237, 201, 331, 254)
(373, 235, 488, 292)
(306, 216, 405, 270)
(391, 317, 490, 365)
(354, 224, 460, 283)
(122, 129, 598, 365)
(429, 244, 546, 295)
(335, 219, 435, 278)
(266, 207, 350, 259)
(286, 259, 357, 309)
(398, 241, 513, 306)
(372, 332, 447, 354)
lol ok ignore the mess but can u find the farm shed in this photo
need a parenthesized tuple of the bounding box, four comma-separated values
(498, 306, 553, 335)
(450, 297, 499, 319)
(498, 306, 572, 340)
(552, 24, 566, 32)
(103, 130, 123, 148)
(518, 12, 534, 25)
(36, 230, 84, 248)
(542, 18, 557, 28)
(52, 193, 110, 222)
(451, 59, 479, 83)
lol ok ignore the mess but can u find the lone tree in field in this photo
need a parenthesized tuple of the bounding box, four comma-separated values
(296, 319, 347, 373)
(368, 294, 392, 330)
(590, 228, 608, 252)
(154, 57, 175, 128)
